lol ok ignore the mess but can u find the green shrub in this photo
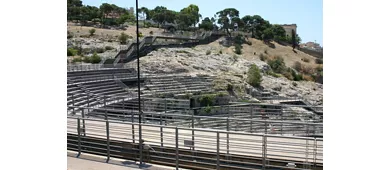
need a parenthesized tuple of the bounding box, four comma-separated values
(199, 94, 215, 106)
(138, 32, 143, 37)
(90, 52, 102, 63)
(227, 84, 234, 91)
(234, 44, 242, 54)
(315, 58, 323, 64)
(206, 50, 211, 55)
(67, 48, 78, 56)
(95, 47, 105, 53)
(83, 56, 91, 63)
(149, 31, 153, 35)
(107, 39, 113, 42)
(89, 29, 96, 36)
(105, 46, 114, 50)
(267, 56, 286, 73)
(264, 49, 268, 54)
(219, 50, 222, 54)
(302, 58, 310, 63)
(118, 32, 129, 45)
(260, 53, 268, 61)
(204, 105, 212, 114)
(247, 64, 262, 88)
(72, 57, 82, 63)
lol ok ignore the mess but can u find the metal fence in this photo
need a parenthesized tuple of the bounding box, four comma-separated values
(69, 105, 323, 137)
(67, 116, 323, 170)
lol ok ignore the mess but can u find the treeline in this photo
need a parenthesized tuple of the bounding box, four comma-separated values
(67, 0, 135, 27)
(68, 0, 301, 44)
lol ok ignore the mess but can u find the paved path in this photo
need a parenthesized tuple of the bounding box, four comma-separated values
(68, 151, 177, 170)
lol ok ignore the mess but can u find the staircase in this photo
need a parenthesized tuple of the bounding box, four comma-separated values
(110, 31, 224, 67)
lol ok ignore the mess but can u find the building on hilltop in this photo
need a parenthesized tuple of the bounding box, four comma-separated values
(281, 24, 297, 38)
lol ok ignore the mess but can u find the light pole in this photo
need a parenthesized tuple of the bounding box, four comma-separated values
(136, 0, 143, 166)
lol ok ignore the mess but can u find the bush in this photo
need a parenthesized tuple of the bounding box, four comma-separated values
(292, 82, 298, 87)
(260, 53, 268, 61)
(199, 94, 215, 106)
(302, 58, 310, 63)
(264, 49, 268, 54)
(72, 57, 82, 63)
(301, 65, 314, 75)
(227, 84, 234, 91)
(118, 32, 129, 45)
(267, 56, 286, 74)
(67, 31, 73, 39)
(219, 50, 222, 54)
(83, 56, 91, 63)
(89, 29, 96, 36)
(90, 52, 102, 63)
(268, 71, 282, 78)
(293, 61, 302, 72)
(67, 48, 78, 56)
(149, 31, 153, 35)
(303, 74, 314, 81)
(247, 41, 252, 45)
(315, 58, 323, 64)
(247, 64, 262, 88)
(107, 39, 113, 42)
(204, 105, 212, 114)
(235, 44, 242, 55)
(95, 47, 105, 53)
(291, 70, 303, 81)
(206, 50, 211, 55)
(105, 46, 114, 50)
(138, 32, 143, 37)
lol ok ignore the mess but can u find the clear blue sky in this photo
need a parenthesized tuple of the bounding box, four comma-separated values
(82, 0, 322, 46)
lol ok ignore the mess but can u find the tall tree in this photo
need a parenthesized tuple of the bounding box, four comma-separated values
(151, 6, 168, 27)
(199, 17, 213, 31)
(216, 8, 239, 37)
(271, 24, 287, 43)
(100, 3, 114, 27)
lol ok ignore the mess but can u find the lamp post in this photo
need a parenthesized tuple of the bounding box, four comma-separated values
(136, 0, 143, 166)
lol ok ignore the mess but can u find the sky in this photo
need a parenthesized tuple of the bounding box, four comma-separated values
(82, 0, 323, 46)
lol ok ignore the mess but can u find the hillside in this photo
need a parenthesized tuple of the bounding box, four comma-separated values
(67, 25, 323, 105)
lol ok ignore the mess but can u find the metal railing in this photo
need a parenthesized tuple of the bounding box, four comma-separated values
(71, 105, 322, 137)
(67, 116, 323, 169)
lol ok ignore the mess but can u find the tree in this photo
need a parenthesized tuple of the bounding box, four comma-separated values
(100, 3, 114, 27)
(247, 64, 262, 88)
(262, 28, 274, 43)
(216, 8, 240, 37)
(67, 0, 83, 21)
(138, 7, 150, 26)
(271, 24, 287, 43)
(199, 17, 213, 31)
(150, 6, 168, 28)
(180, 4, 201, 27)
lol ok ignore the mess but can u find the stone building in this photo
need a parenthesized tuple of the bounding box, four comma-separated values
(281, 24, 297, 37)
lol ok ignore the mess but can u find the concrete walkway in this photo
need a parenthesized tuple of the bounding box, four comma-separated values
(67, 151, 177, 170)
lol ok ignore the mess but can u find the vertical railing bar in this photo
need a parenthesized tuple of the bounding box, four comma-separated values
(175, 127, 179, 170)
(77, 118, 81, 156)
(216, 132, 220, 170)
(106, 120, 110, 161)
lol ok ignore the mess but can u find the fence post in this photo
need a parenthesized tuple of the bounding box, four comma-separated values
(217, 132, 220, 170)
(313, 138, 317, 169)
(226, 118, 230, 155)
(77, 118, 81, 156)
(160, 113, 163, 148)
(175, 127, 179, 170)
(262, 134, 267, 170)
(250, 104, 253, 133)
(81, 109, 86, 136)
(106, 120, 110, 161)
(191, 109, 195, 150)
